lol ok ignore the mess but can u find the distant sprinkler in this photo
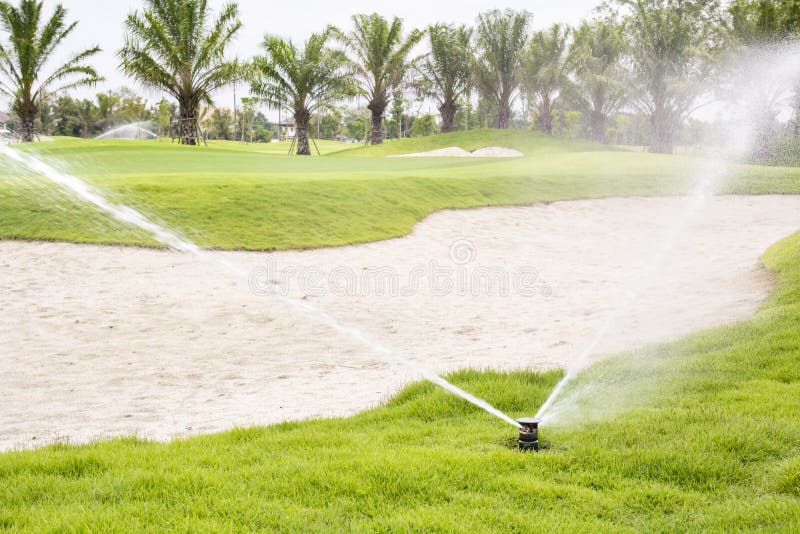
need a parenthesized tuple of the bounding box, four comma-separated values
(516, 417, 540, 452)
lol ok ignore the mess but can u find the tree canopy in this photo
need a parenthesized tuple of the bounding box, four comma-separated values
(118, 0, 242, 145)
(0, 0, 101, 141)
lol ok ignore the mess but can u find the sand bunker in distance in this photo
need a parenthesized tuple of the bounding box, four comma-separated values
(390, 146, 524, 158)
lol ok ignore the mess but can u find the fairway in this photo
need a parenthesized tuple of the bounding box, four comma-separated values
(3, 131, 800, 250)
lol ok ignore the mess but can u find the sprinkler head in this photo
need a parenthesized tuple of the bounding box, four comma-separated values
(516, 417, 540, 452)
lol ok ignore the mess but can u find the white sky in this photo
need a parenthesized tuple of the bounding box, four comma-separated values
(1, 0, 602, 117)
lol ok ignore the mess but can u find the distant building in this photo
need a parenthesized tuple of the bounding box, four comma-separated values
(0, 111, 10, 134)
(276, 117, 296, 141)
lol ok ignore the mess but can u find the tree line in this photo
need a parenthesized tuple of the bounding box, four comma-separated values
(1, 0, 800, 154)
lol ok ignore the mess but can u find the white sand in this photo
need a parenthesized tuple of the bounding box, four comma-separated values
(389, 146, 523, 158)
(390, 146, 473, 157)
(471, 147, 525, 157)
(2, 195, 799, 450)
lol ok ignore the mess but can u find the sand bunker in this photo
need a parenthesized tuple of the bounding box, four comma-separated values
(2, 195, 799, 450)
(390, 146, 524, 158)
(471, 146, 525, 157)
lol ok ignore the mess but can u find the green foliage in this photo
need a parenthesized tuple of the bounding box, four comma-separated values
(524, 24, 570, 135)
(389, 89, 405, 138)
(0, 0, 101, 141)
(311, 112, 343, 140)
(409, 113, 435, 137)
(345, 117, 367, 142)
(618, 0, 723, 153)
(154, 98, 176, 137)
(474, 9, 531, 129)
(752, 134, 800, 166)
(729, 0, 800, 44)
(332, 13, 423, 144)
(250, 32, 357, 155)
(417, 24, 473, 132)
(95, 87, 149, 131)
(118, 0, 241, 145)
(566, 20, 627, 143)
(206, 108, 233, 140)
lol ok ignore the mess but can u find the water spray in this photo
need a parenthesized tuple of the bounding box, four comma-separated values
(96, 122, 159, 140)
(0, 144, 522, 431)
(534, 161, 720, 425)
(533, 42, 800, 429)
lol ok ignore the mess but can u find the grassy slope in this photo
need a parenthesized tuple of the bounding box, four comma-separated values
(331, 128, 605, 157)
(1, 130, 799, 250)
(1, 232, 799, 531)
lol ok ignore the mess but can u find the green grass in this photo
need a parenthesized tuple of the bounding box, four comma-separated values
(2, 129, 800, 250)
(1, 232, 799, 531)
(2, 129, 800, 529)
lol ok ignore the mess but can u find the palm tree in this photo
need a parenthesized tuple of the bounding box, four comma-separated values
(118, 0, 241, 145)
(619, 0, 721, 153)
(96, 91, 121, 131)
(0, 0, 101, 142)
(72, 98, 98, 138)
(728, 0, 800, 135)
(524, 24, 570, 135)
(251, 32, 357, 155)
(474, 9, 531, 129)
(208, 108, 232, 140)
(566, 20, 627, 143)
(332, 13, 422, 145)
(728, 0, 800, 44)
(417, 24, 473, 133)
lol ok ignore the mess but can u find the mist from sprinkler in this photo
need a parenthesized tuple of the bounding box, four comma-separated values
(534, 42, 800, 428)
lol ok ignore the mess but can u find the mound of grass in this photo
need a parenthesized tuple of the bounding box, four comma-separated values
(2, 132, 799, 250)
(1, 231, 800, 531)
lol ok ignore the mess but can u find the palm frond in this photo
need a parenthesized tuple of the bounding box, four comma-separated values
(117, 0, 241, 134)
(0, 0, 100, 138)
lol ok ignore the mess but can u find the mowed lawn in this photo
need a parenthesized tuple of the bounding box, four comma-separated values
(0, 233, 799, 531)
(2, 129, 800, 250)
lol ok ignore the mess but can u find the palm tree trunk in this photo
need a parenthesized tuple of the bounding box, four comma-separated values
(295, 108, 311, 156)
(590, 111, 607, 144)
(367, 100, 386, 145)
(179, 104, 197, 146)
(536, 96, 553, 135)
(19, 118, 35, 142)
(439, 100, 458, 133)
(649, 107, 674, 154)
(16, 101, 36, 142)
(494, 100, 511, 129)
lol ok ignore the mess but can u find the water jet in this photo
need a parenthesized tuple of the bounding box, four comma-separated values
(0, 144, 522, 432)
